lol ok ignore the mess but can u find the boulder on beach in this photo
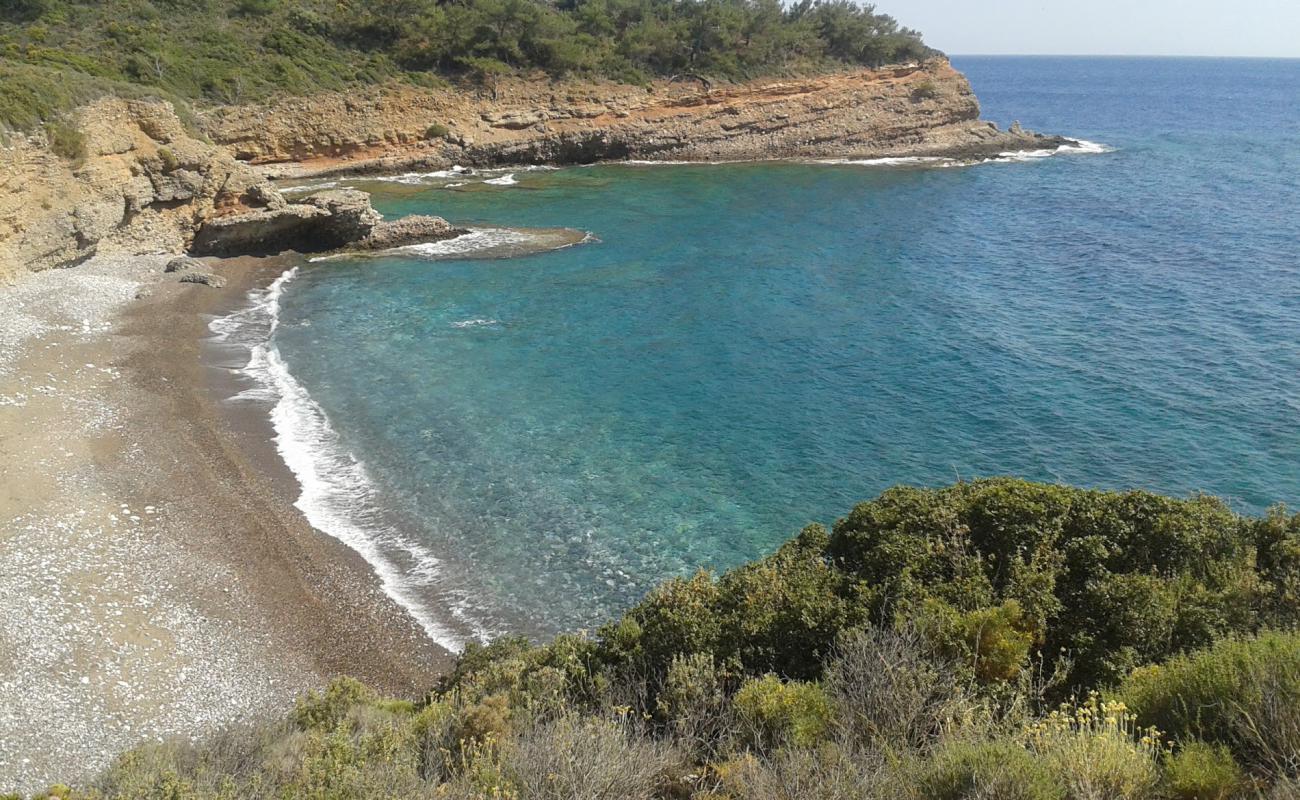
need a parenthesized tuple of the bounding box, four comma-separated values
(178, 271, 227, 288)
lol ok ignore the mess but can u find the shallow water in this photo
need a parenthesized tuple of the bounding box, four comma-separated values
(248, 57, 1300, 645)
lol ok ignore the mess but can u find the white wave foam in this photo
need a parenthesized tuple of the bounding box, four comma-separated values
(281, 180, 340, 194)
(989, 139, 1114, 164)
(483, 173, 517, 185)
(814, 156, 955, 167)
(209, 270, 491, 652)
(398, 228, 535, 257)
(375, 166, 473, 185)
(450, 318, 500, 328)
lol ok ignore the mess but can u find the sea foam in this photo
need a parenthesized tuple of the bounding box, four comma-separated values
(210, 269, 491, 652)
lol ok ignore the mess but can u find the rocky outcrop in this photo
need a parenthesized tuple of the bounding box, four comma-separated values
(203, 59, 1072, 179)
(191, 188, 464, 257)
(1, 58, 1070, 280)
(0, 98, 280, 282)
(0, 107, 465, 277)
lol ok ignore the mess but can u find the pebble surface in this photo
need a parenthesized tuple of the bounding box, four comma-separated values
(0, 256, 318, 793)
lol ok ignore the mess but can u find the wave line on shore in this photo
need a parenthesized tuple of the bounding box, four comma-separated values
(210, 269, 488, 653)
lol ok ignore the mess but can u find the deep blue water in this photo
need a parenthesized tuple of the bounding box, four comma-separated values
(262, 57, 1300, 644)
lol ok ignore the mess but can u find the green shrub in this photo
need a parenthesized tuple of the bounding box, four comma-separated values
(917, 740, 1063, 800)
(913, 79, 940, 100)
(232, 0, 275, 16)
(425, 122, 450, 139)
(733, 674, 832, 750)
(716, 523, 860, 679)
(44, 117, 84, 161)
(829, 479, 1268, 691)
(1120, 631, 1300, 777)
(156, 146, 179, 171)
(1163, 742, 1247, 800)
(656, 651, 729, 756)
(295, 676, 377, 730)
(1025, 695, 1163, 800)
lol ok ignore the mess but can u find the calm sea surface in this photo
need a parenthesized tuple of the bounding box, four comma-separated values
(253, 57, 1300, 644)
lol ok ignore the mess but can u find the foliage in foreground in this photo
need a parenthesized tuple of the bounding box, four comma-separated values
(0, 0, 936, 130)
(13, 479, 1300, 799)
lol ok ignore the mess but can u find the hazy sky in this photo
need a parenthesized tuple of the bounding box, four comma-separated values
(895, 0, 1300, 58)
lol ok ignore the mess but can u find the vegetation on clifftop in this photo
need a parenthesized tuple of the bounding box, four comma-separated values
(0, 0, 935, 130)
(10, 478, 1300, 799)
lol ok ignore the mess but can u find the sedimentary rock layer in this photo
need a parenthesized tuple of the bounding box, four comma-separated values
(206, 59, 1065, 177)
(0, 59, 1066, 280)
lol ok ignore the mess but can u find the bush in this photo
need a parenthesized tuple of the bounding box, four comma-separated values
(912, 79, 940, 100)
(1024, 694, 1163, 800)
(1120, 631, 1300, 778)
(44, 117, 84, 161)
(711, 746, 886, 800)
(825, 626, 971, 750)
(733, 674, 833, 751)
(716, 524, 860, 679)
(656, 652, 729, 756)
(425, 122, 450, 139)
(917, 740, 1063, 800)
(828, 479, 1268, 691)
(503, 714, 682, 800)
(1163, 742, 1247, 800)
(294, 676, 376, 730)
(157, 146, 179, 171)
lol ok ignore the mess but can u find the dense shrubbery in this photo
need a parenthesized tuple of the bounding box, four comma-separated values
(0, 0, 935, 129)
(13, 479, 1300, 798)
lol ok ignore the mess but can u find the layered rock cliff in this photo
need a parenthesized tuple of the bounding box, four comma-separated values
(0, 99, 274, 283)
(1, 59, 1068, 282)
(206, 59, 1064, 177)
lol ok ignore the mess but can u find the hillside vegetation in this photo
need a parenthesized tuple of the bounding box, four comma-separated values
(11, 479, 1300, 799)
(0, 0, 934, 130)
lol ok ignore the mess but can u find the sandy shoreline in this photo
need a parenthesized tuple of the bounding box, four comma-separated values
(0, 254, 448, 793)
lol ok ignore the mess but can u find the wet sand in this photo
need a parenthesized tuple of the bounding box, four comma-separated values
(0, 255, 449, 794)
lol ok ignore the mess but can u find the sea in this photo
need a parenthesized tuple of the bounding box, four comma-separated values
(213, 57, 1300, 649)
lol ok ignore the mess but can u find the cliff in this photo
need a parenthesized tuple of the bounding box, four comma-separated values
(0, 99, 275, 283)
(1, 60, 1067, 282)
(208, 59, 1064, 177)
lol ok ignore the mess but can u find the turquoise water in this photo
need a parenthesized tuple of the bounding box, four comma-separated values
(258, 57, 1300, 644)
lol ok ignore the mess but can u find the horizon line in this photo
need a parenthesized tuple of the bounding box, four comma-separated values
(948, 52, 1300, 60)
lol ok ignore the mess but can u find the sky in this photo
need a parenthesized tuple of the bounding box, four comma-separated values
(895, 0, 1300, 58)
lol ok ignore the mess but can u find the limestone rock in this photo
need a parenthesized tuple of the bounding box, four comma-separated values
(299, 189, 383, 242)
(354, 215, 466, 250)
(164, 257, 201, 273)
(190, 203, 329, 257)
(179, 271, 227, 288)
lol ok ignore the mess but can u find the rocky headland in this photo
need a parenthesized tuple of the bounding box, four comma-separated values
(209, 59, 1069, 178)
(0, 58, 1072, 282)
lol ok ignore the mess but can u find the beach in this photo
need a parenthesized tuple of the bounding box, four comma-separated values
(0, 254, 448, 793)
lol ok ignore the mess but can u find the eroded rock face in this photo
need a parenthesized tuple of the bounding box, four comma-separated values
(0, 98, 282, 281)
(190, 188, 463, 256)
(357, 215, 466, 251)
(203, 59, 1072, 177)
